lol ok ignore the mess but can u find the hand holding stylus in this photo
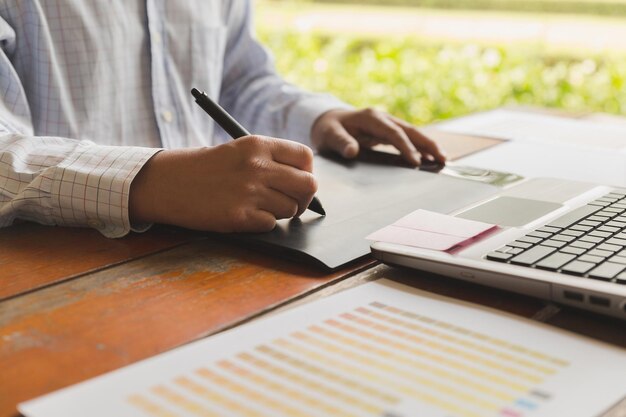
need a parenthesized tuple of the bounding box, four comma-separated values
(191, 88, 326, 216)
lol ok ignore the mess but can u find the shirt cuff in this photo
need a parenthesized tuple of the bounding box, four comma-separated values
(48, 141, 161, 238)
(285, 93, 353, 148)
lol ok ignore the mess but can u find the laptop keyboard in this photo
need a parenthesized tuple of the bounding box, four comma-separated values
(486, 190, 626, 285)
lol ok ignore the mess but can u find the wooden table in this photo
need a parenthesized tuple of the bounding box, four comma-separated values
(1, 110, 625, 417)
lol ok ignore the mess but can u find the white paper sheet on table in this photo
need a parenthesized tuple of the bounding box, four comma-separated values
(437, 109, 626, 151)
(455, 140, 626, 188)
(19, 279, 626, 417)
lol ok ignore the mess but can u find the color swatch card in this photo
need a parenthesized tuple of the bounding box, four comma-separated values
(20, 280, 626, 417)
(367, 209, 498, 251)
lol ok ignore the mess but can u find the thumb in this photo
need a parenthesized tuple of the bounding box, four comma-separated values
(325, 123, 360, 159)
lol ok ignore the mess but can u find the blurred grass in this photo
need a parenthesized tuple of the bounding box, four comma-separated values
(258, 29, 626, 125)
(267, 0, 626, 16)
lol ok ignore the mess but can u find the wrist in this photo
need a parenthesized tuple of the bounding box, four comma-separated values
(129, 150, 167, 225)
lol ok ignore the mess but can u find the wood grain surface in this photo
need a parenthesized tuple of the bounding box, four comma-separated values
(0, 238, 373, 417)
(0, 223, 203, 300)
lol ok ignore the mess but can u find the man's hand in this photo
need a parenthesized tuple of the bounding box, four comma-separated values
(129, 136, 318, 233)
(311, 108, 446, 166)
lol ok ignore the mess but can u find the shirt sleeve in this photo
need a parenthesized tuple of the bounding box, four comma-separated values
(0, 134, 160, 237)
(219, 1, 353, 147)
(0, 16, 160, 238)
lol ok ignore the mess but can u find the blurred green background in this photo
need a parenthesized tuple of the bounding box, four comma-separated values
(255, 0, 626, 125)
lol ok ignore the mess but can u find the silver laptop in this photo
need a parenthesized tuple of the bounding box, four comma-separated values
(371, 175, 626, 320)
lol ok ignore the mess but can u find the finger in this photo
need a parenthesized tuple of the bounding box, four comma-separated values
(318, 121, 360, 159)
(265, 137, 315, 173)
(262, 161, 317, 217)
(257, 188, 299, 220)
(390, 116, 447, 163)
(232, 209, 276, 233)
(359, 111, 421, 166)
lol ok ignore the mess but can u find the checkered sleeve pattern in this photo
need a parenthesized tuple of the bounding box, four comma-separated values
(0, 134, 160, 237)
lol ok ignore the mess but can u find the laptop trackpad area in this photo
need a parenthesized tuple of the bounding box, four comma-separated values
(456, 196, 562, 227)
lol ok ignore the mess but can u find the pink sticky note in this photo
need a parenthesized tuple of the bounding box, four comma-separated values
(367, 226, 468, 251)
(394, 209, 496, 238)
(367, 209, 498, 251)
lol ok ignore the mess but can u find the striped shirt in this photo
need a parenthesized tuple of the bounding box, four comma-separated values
(0, 0, 347, 237)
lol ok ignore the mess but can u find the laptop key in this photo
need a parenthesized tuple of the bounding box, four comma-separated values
(596, 243, 621, 253)
(536, 226, 562, 234)
(541, 240, 567, 249)
(598, 210, 621, 217)
(486, 251, 514, 262)
(510, 246, 556, 266)
(598, 226, 620, 234)
(508, 241, 533, 249)
(589, 201, 610, 207)
(561, 229, 585, 238)
(607, 220, 626, 229)
(570, 225, 593, 233)
(616, 272, 626, 284)
(587, 249, 613, 258)
(552, 234, 576, 243)
(518, 236, 542, 245)
(546, 205, 600, 229)
(604, 207, 624, 214)
(560, 246, 587, 255)
(535, 253, 577, 271)
(607, 237, 626, 247)
(578, 254, 605, 264)
(588, 263, 625, 281)
(588, 231, 612, 239)
(569, 241, 595, 250)
(609, 255, 626, 265)
(496, 246, 523, 255)
(579, 235, 604, 244)
(527, 231, 552, 239)
(587, 215, 610, 222)
(579, 220, 601, 228)
(561, 261, 595, 276)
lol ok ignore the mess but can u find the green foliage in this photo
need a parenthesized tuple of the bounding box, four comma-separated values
(258, 30, 626, 125)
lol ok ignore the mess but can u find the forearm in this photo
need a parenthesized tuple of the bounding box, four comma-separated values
(219, 2, 351, 146)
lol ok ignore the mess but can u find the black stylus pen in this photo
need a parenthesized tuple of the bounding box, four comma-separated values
(191, 88, 326, 216)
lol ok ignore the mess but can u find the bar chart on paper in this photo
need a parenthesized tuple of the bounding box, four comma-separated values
(20, 280, 626, 417)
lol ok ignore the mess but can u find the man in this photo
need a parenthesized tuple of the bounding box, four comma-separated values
(0, 1, 445, 237)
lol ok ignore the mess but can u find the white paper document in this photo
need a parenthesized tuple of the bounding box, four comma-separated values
(438, 109, 626, 151)
(455, 140, 626, 188)
(20, 279, 626, 417)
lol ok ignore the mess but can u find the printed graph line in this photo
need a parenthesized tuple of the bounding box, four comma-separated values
(127, 394, 179, 417)
(152, 385, 220, 417)
(217, 360, 361, 417)
(308, 324, 530, 392)
(354, 307, 557, 375)
(237, 352, 384, 414)
(282, 334, 484, 417)
(287, 332, 509, 415)
(274, 337, 517, 403)
(370, 302, 569, 367)
(255, 344, 400, 404)
(334, 314, 544, 383)
(197, 367, 315, 417)
(175, 376, 267, 417)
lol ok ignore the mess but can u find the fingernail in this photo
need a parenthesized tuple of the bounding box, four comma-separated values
(343, 144, 358, 158)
